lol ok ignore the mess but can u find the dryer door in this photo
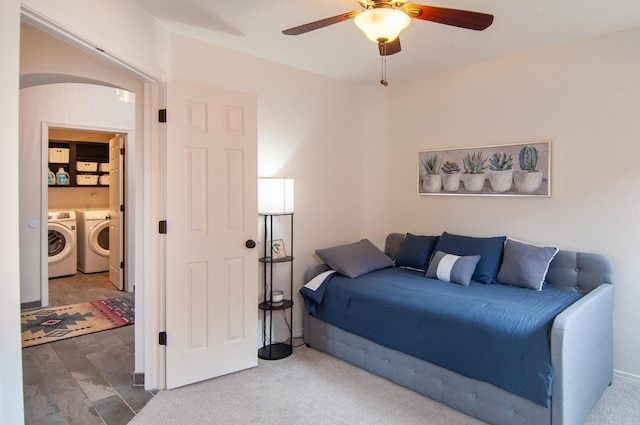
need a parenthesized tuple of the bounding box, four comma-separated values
(48, 223, 74, 264)
(88, 220, 109, 257)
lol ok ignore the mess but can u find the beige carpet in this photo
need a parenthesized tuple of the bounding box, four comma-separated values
(130, 344, 640, 425)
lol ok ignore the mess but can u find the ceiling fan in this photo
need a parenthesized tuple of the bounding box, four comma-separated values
(283, 1, 494, 58)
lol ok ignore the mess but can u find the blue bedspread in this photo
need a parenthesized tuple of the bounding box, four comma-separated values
(300, 267, 582, 406)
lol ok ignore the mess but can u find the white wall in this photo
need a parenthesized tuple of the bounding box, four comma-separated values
(382, 27, 640, 381)
(48, 187, 109, 210)
(0, 0, 24, 423)
(21, 0, 168, 80)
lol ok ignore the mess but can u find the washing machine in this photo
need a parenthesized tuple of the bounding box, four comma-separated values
(75, 209, 110, 273)
(48, 210, 77, 278)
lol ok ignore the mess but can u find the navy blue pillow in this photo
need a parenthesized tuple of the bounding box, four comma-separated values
(433, 232, 506, 284)
(395, 233, 439, 271)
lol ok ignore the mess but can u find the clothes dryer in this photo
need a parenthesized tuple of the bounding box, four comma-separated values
(48, 210, 77, 278)
(75, 209, 110, 273)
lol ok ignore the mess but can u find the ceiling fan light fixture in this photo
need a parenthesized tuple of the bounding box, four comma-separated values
(354, 8, 411, 43)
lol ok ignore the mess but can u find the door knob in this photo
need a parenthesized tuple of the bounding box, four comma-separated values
(245, 239, 256, 249)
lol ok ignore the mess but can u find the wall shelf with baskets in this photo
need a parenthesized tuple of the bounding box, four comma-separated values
(48, 140, 109, 187)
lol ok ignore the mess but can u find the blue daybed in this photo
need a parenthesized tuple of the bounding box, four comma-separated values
(301, 232, 614, 425)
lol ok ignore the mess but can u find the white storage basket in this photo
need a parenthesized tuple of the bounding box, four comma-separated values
(48, 148, 70, 163)
(99, 175, 110, 185)
(77, 175, 99, 185)
(77, 161, 98, 172)
(99, 163, 110, 172)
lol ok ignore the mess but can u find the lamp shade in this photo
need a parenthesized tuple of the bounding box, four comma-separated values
(258, 178, 294, 214)
(354, 8, 411, 43)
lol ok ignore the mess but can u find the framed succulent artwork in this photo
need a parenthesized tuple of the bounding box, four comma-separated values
(418, 141, 550, 197)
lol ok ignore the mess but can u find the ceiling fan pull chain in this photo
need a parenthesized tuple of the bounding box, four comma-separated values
(380, 43, 389, 86)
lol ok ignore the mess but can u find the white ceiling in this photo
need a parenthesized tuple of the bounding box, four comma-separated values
(133, 0, 640, 85)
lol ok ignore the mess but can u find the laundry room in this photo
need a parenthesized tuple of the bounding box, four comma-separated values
(47, 127, 120, 300)
(19, 22, 140, 312)
(19, 83, 135, 311)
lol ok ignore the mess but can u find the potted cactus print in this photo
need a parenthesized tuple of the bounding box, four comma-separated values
(421, 154, 442, 192)
(514, 146, 543, 193)
(418, 141, 549, 196)
(488, 152, 513, 192)
(441, 160, 461, 192)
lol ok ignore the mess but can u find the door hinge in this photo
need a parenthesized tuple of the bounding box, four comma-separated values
(120, 147, 125, 155)
(120, 261, 124, 269)
(159, 220, 167, 234)
(158, 109, 167, 123)
(120, 204, 125, 212)
(159, 332, 167, 346)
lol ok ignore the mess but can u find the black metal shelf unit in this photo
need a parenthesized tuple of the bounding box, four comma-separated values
(258, 213, 294, 360)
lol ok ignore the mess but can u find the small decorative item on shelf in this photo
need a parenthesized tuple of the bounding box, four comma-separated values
(271, 239, 286, 259)
(271, 290, 284, 307)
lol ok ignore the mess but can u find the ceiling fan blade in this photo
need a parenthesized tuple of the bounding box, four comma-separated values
(379, 38, 401, 56)
(403, 4, 494, 31)
(282, 11, 360, 35)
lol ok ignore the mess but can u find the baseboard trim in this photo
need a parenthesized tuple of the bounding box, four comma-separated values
(20, 301, 41, 311)
(613, 370, 640, 386)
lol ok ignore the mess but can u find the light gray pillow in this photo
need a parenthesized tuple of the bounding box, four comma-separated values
(315, 239, 394, 279)
(426, 251, 481, 287)
(497, 238, 558, 291)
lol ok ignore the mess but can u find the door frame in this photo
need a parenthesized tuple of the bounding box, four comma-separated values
(41, 122, 133, 305)
(20, 7, 166, 390)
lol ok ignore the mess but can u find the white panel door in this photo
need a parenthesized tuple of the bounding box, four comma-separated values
(165, 82, 258, 389)
(108, 135, 124, 290)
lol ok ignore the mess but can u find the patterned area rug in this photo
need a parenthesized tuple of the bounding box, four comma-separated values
(21, 297, 134, 348)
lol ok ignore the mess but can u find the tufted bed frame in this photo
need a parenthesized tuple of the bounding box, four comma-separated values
(303, 233, 614, 425)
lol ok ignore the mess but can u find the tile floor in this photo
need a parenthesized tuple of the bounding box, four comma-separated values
(22, 272, 154, 425)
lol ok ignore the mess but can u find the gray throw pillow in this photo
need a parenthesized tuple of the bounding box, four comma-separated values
(497, 238, 558, 291)
(315, 239, 394, 279)
(426, 251, 481, 287)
